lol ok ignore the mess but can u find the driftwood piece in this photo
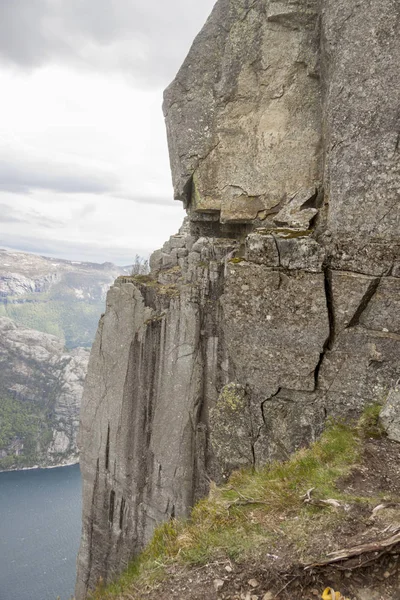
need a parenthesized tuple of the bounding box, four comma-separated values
(305, 528, 400, 570)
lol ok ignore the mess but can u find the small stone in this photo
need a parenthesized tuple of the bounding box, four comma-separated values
(248, 579, 259, 588)
(263, 593, 274, 600)
(384, 571, 391, 578)
(225, 564, 233, 573)
(214, 579, 225, 591)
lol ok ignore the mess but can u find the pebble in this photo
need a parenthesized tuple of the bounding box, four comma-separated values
(248, 579, 259, 588)
(214, 579, 225, 591)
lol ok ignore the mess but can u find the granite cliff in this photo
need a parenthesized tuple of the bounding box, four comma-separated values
(76, 1, 400, 597)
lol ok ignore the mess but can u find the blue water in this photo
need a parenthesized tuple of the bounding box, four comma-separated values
(0, 464, 82, 600)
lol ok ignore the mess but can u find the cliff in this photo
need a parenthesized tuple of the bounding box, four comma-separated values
(76, 1, 400, 598)
(0, 317, 88, 469)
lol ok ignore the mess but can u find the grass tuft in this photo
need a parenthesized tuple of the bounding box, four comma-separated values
(357, 402, 385, 439)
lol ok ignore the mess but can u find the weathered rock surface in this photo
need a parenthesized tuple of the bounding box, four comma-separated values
(0, 317, 89, 468)
(76, 1, 400, 597)
(164, 0, 321, 223)
(380, 384, 400, 443)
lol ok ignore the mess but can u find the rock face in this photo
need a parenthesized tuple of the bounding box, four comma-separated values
(0, 317, 89, 469)
(76, 1, 400, 597)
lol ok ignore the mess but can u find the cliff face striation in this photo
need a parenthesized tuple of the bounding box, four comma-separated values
(76, 1, 400, 597)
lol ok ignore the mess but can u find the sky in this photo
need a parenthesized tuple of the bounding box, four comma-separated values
(0, 0, 216, 264)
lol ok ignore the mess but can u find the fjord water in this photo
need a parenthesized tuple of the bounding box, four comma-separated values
(0, 464, 81, 600)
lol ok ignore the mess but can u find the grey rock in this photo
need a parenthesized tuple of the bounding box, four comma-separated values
(245, 234, 279, 267)
(272, 188, 319, 231)
(276, 237, 325, 273)
(210, 383, 254, 478)
(380, 385, 400, 442)
(163, 0, 321, 222)
(169, 236, 187, 249)
(149, 249, 163, 272)
(177, 248, 188, 259)
(323, 0, 400, 249)
(221, 262, 329, 394)
(161, 251, 178, 269)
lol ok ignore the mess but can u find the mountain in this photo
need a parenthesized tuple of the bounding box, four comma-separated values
(0, 249, 128, 349)
(0, 317, 88, 470)
(0, 249, 128, 470)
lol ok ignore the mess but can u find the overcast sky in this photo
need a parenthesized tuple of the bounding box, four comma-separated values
(0, 0, 216, 264)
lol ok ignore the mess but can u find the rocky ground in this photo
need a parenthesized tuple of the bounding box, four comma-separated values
(142, 439, 400, 600)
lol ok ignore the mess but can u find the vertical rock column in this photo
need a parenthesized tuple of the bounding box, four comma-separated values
(76, 234, 234, 598)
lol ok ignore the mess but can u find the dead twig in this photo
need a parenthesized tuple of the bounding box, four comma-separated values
(225, 486, 268, 509)
(273, 575, 299, 598)
(305, 530, 400, 570)
(370, 502, 400, 519)
(302, 488, 342, 509)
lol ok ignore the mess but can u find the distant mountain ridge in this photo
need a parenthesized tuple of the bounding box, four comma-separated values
(0, 249, 128, 348)
(0, 249, 128, 470)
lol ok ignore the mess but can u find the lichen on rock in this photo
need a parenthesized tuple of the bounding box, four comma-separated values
(210, 383, 254, 477)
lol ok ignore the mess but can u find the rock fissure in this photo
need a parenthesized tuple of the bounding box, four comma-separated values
(314, 267, 335, 391)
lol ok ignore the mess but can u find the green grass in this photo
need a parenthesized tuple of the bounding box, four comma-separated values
(90, 415, 379, 599)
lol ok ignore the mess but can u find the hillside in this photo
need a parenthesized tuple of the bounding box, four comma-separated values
(0, 249, 129, 470)
(0, 317, 89, 470)
(0, 249, 127, 348)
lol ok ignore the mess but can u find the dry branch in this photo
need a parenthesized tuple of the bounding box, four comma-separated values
(305, 528, 400, 570)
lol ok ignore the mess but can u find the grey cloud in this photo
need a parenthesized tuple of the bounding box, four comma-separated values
(1, 233, 149, 266)
(0, 155, 178, 203)
(76, 203, 97, 219)
(115, 193, 178, 207)
(0, 0, 216, 86)
(0, 203, 65, 228)
(0, 156, 118, 195)
(0, 153, 179, 202)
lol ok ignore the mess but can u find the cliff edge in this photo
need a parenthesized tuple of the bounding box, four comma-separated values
(76, 1, 400, 598)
